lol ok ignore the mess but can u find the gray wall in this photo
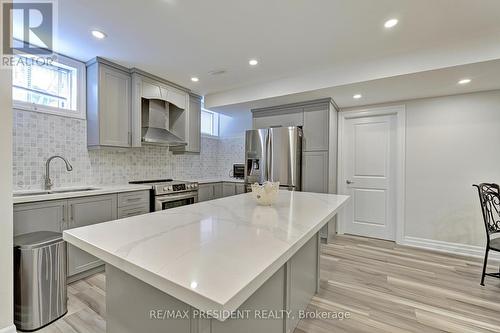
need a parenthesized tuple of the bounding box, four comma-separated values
(0, 68, 14, 332)
(344, 90, 500, 248)
(404, 90, 500, 246)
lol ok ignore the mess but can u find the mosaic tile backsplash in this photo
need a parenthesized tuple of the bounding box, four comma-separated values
(13, 109, 245, 190)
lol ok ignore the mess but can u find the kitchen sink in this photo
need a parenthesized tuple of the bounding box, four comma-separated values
(13, 191, 51, 197)
(50, 187, 100, 193)
(13, 187, 101, 197)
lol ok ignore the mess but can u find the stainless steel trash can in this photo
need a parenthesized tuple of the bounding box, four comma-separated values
(14, 231, 67, 331)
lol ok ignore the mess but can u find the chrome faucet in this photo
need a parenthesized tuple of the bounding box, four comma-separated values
(45, 155, 73, 190)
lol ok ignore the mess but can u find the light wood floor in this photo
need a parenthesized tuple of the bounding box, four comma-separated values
(35, 235, 500, 333)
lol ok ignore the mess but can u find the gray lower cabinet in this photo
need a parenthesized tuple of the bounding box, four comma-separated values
(302, 151, 329, 193)
(213, 183, 223, 199)
(235, 183, 246, 194)
(13, 190, 150, 281)
(198, 184, 214, 202)
(65, 195, 118, 277)
(117, 190, 150, 219)
(222, 183, 236, 197)
(13, 200, 66, 236)
(199, 182, 244, 202)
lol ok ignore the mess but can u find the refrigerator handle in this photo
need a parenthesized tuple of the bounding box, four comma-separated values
(267, 131, 273, 182)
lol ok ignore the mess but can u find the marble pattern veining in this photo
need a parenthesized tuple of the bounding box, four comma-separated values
(13, 109, 245, 190)
(63, 191, 349, 317)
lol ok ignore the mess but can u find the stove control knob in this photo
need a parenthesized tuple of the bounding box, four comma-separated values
(164, 186, 172, 192)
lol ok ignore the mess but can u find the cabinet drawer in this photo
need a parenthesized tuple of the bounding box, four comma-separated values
(118, 204, 150, 219)
(118, 191, 149, 207)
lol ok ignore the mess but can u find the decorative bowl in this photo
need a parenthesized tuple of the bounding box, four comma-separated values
(250, 182, 280, 206)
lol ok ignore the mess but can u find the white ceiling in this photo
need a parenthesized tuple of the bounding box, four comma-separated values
(54, 0, 500, 105)
(210, 59, 500, 114)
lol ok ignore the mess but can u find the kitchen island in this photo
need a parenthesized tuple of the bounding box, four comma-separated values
(63, 191, 349, 333)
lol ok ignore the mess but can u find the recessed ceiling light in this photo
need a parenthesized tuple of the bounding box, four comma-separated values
(384, 19, 398, 28)
(91, 30, 107, 39)
(353, 94, 362, 99)
(249, 59, 259, 66)
(191, 77, 199, 82)
(458, 78, 471, 85)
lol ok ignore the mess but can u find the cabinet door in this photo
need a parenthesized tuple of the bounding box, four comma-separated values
(213, 183, 223, 199)
(222, 183, 236, 197)
(253, 109, 303, 129)
(99, 65, 131, 147)
(303, 105, 329, 151)
(198, 184, 214, 202)
(187, 96, 201, 153)
(302, 151, 328, 193)
(13, 200, 66, 237)
(235, 183, 246, 194)
(66, 194, 118, 276)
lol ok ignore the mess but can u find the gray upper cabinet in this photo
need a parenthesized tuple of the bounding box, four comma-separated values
(87, 58, 132, 148)
(171, 94, 201, 154)
(303, 104, 329, 151)
(13, 200, 66, 236)
(253, 107, 303, 129)
(302, 151, 329, 193)
(65, 194, 117, 277)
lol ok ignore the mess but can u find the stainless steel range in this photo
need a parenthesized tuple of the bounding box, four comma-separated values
(129, 179, 198, 212)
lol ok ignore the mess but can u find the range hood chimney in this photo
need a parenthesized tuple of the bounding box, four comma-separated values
(141, 99, 187, 147)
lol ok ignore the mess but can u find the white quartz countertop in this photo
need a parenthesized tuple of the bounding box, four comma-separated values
(13, 184, 151, 204)
(63, 191, 349, 319)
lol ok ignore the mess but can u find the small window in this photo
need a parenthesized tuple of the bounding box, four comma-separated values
(12, 53, 86, 119)
(201, 109, 219, 136)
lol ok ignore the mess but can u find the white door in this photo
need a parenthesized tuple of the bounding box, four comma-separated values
(342, 115, 397, 240)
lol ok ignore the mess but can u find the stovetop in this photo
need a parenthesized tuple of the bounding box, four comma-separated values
(129, 179, 198, 195)
(129, 179, 173, 184)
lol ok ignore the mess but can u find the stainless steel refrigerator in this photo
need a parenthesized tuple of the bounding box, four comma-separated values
(244, 126, 302, 190)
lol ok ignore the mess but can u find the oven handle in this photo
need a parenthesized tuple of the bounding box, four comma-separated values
(155, 191, 198, 203)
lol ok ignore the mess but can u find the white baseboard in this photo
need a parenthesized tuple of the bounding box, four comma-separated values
(0, 324, 16, 333)
(401, 236, 500, 262)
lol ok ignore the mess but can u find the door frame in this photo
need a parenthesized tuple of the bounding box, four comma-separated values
(337, 105, 406, 243)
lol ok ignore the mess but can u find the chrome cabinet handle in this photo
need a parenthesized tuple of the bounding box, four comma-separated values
(61, 204, 66, 229)
(346, 180, 355, 184)
(70, 204, 74, 224)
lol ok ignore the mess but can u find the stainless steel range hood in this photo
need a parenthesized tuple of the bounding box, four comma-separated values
(141, 99, 187, 147)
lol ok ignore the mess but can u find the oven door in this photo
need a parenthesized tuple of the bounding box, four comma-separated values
(154, 191, 198, 211)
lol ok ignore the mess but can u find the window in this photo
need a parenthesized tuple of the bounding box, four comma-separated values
(12, 53, 86, 119)
(201, 109, 219, 136)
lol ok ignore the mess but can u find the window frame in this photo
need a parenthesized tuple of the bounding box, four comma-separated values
(12, 52, 87, 119)
(201, 108, 219, 137)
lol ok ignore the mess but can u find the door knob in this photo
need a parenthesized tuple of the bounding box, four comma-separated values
(346, 180, 355, 184)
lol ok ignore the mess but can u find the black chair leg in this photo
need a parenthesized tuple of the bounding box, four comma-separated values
(481, 248, 489, 286)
